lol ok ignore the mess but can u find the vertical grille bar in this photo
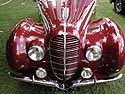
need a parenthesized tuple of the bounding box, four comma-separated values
(63, 34, 67, 82)
(63, 0, 68, 82)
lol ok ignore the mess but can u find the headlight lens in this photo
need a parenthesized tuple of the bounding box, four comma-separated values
(36, 68, 47, 78)
(81, 68, 93, 79)
(86, 46, 102, 61)
(28, 46, 44, 61)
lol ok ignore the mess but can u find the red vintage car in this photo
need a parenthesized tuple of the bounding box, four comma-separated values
(6, 0, 125, 90)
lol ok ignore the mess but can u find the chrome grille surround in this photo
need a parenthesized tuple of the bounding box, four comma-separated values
(49, 35, 80, 81)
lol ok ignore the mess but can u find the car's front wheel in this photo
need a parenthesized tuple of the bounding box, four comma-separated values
(114, 0, 124, 13)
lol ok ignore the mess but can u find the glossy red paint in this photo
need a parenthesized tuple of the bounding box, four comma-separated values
(80, 18, 125, 75)
(6, 19, 52, 75)
(6, 0, 125, 89)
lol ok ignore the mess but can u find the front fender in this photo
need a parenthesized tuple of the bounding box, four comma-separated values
(84, 18, 125, 75)
(6, 18, 47, 72)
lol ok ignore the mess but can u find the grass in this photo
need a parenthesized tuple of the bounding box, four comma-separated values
(0, 0, 125, 94)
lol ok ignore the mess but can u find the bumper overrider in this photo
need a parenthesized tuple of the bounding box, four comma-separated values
(9, 72, 123, 90)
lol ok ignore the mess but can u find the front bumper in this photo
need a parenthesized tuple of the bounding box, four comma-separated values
(9, 72, 123, 90)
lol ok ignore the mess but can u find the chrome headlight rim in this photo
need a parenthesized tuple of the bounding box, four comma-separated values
(28, 45, 44, 61)
(81, 68, 93, 79)
(85, 45, 102, 62)
(36, 68, 47, 79)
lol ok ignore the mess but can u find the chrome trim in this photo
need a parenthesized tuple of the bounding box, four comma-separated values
(9, 72, 123, 90)
(51, 55, 79, 59)
(49, 35, 80, 81)
(54, 72, 75, 76)
(52, 61, 78, 66)
(51, 55, 63, 59)
(63, 0, 69, 82)
(28, 46, 44, 61)
(63, 27, 67, 82)
(53, 67, 78, 72)
(115, 0, 122, 12)
(85, 45, 102, 62)
(66, 40, 79, 44)
(63, 0, 68, 33)
(72, 73, 123, 88)
(37, 1, 50, 32)
(66, 48, 79, 52)
(81, 0, 96, 30)
(50, 47, 79, 52)
(50, 40, 64, 44)
(66, 55, 79, 59)
(81, 68, 93, 79)
(50, 40, 79, 44)
(50, 48, 64, 52)
(36, 68, 47, 79)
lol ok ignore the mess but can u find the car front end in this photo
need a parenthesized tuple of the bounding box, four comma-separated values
(6, 0, 125, 90)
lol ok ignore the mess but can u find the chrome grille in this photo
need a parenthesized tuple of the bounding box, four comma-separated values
(49, 35, 80, 81)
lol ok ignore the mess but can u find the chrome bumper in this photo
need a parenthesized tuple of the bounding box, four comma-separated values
(9, 72, 123, 90)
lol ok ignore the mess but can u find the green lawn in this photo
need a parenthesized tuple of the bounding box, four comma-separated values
(0, 0, 125, 94)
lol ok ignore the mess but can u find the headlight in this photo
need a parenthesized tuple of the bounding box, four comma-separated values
(81, 68, 93, 79)
(28, 46, 44, 61)
(85, 46, 102, 61)
(36, 68, 47, 79)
